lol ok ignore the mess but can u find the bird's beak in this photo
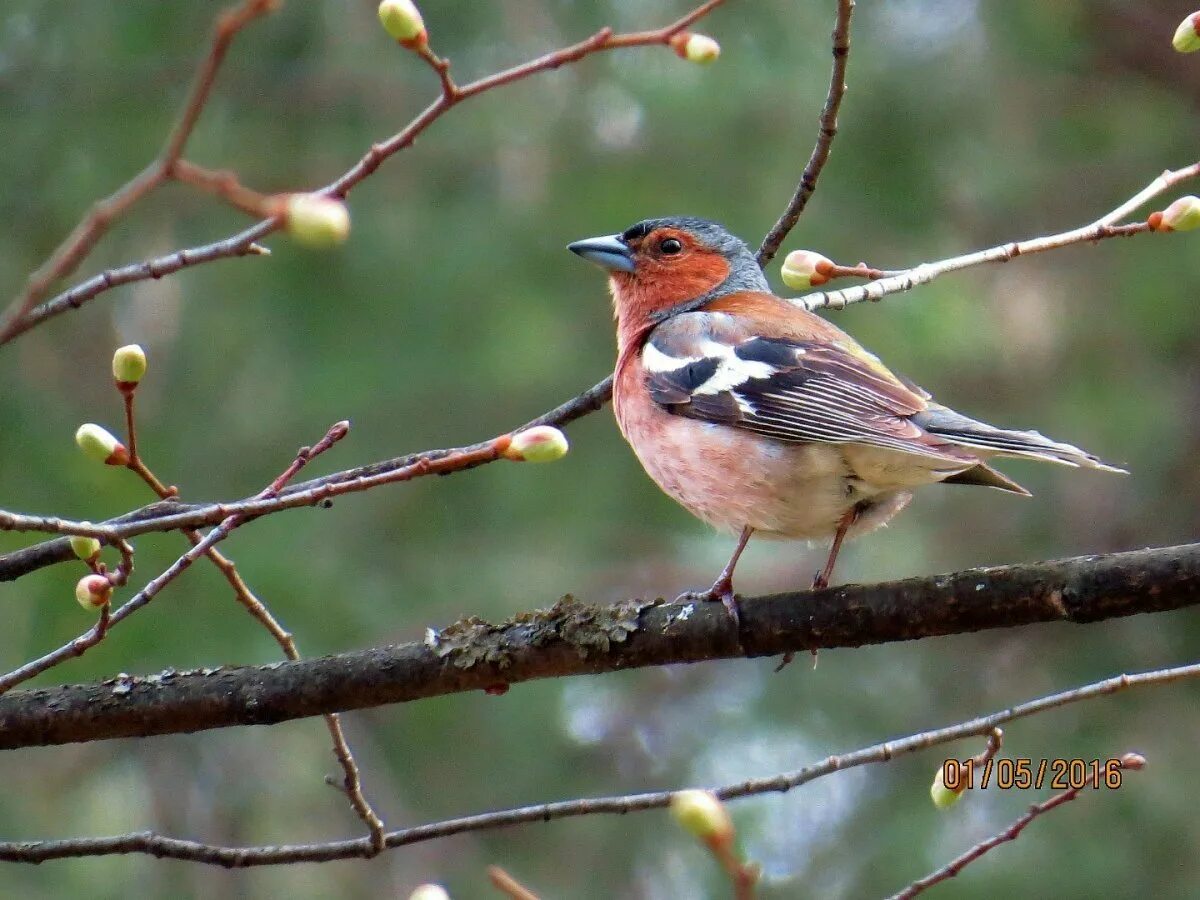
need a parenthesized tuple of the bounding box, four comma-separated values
(567, 234, 636, 274)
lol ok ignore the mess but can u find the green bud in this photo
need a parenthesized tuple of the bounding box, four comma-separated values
(671, 32, 721, 64)
(285, 194, 351, 248)
(780, 249, 835, 290)
(930, 763, 967, 809)
(1173, 13, 1200, 53)
(70, 532, 102, 562)
(670, 789, 733, 844)
(112, 344, 147, 386)
(503, 426, 569, 463)
(75, 423, 129, 466)
(1160, 195, 1200, 232)
(379, 0, 427, 47)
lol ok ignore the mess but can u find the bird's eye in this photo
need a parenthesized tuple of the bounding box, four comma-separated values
(659, 238, 683, 255)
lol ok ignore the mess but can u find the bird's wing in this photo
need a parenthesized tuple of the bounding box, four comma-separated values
(642, 310, 968, 461)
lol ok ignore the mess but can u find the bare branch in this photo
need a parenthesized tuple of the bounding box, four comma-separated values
(798, 161, 1200, 312)
(0, 667, 1184, 866)
(0, 422, 350, 695)
(0, 0, 278, 344)
(0, 377, 614, 580)
(0, 541, 1196, 748)
(488, 866, 541, 900)
(1, 1, 727, 346)
(757, 0, 855, 266)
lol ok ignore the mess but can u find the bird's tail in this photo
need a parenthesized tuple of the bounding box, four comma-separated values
(914, 405, 1127, 474)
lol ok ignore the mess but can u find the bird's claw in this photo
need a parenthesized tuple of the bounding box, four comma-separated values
(676, 586, 741, 627)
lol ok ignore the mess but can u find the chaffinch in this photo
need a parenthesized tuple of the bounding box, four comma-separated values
(569, 216, 1124, 621)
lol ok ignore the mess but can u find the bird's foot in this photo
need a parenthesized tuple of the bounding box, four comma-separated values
(774, 646, 820, 673)
(676, 583, 741, 627)
(774, 572, 829, 673)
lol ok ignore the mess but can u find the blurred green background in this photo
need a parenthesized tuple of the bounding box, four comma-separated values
(0, 1, 1198, 897)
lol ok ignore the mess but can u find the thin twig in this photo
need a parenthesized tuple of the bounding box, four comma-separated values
(756, 0, 855, 266)
(798, 163, 1200, 311)
(888, 752, 1147, 899)
(487, 865, 541, 900)
(170, 160, 279, 219)
(0, 667, 1184, 866)
(0, 422, 349, 695)
(1, 1, 727, 346)
(0, 435, 515, 542)
(0, 0, 277, 344)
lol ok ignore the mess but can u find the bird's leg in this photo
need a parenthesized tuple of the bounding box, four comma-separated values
(813, 506, 859, 590)
(779, 507, 861, 673)
(678, 526, 754, 625)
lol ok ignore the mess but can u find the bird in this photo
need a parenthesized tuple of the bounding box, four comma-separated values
(568, 216, 1125, 623)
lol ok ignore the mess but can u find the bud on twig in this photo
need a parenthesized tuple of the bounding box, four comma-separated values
(379, 0, 428, 49)
(1173, 13, 1200, 53)
(930, 762, 968, 809)
(75, 424, 130, 466)
(112, 344, 147, 387)
(285, 194, 351, 248)
(1148, 195, 1200, 232)
(408, 885, 450, 900)
(1119, 752, 1147, 771)
(781, 249, 836, 290)
(670, 789, 734, 846)
(70, 532, 102, 563)
(75, 574, 112, 610)
(502, 426, 569, 463)
(669, 32, 721, 64)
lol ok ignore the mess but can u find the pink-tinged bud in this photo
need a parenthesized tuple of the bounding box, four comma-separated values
(930, 763, 968, 809)
(781, 249, 836, 290)
(1149, 195, 1200, 233)
(112, 344, 147, 387)
(1173, 13, 1200, 53)
(670, 32, 721, 64)
(75, 424, 130, 466)
(1119, 752, 1147, 771)
(379, 0, 427, 48)
(75, 574, 112, 610)
(408, 886, 450, 900)
(70, 532, 102, 562)
(670, 789, 734, 846)
(285, 194, 351, 248)
(502, 426, 569, 463)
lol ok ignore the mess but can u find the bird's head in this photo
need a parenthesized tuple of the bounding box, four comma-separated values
(568, 217, 767, 342)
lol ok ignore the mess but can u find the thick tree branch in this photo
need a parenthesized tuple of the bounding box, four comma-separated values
(0, 664, 1189, 867)
(0, 542, 1196, 750)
